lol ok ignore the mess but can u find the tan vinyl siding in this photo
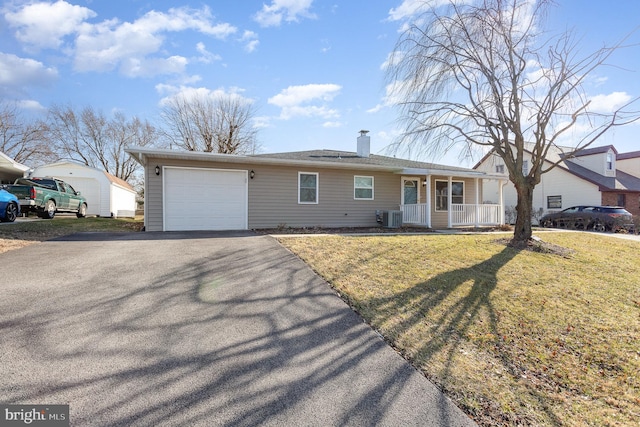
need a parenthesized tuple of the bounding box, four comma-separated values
(145, 164, 164, 231)
(143, 156, 402, 230)
(249, 167, 401, 228)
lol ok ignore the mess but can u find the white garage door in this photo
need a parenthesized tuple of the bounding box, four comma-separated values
(164, 167, 248, 231)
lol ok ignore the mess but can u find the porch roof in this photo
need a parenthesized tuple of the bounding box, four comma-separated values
(0, 151, 29, 181)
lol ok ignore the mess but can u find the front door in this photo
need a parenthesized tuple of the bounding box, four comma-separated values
(403, 179, 419, 204)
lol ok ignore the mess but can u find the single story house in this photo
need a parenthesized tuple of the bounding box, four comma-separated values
(0, 151, 29, 184)
(127, 132, 507, 232)
(474, 144, 640, 219)
(31, 161, 137, 218)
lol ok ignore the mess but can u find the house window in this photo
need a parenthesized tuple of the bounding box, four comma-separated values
(617, 194, 626, 207)
(607, 152, 614, 170)
(522, 160, 529, 175)
(435, 180, 464, 211)
(547, 195, 562, 209)
(298, 172, 318, 204)
(354, 176, 374, 200)
(495, 164, 505, 174)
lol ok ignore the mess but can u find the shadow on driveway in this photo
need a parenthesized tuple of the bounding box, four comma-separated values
(0, 233, 476, 426)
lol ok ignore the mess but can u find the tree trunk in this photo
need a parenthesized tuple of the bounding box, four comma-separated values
(512, 183, 534, 245)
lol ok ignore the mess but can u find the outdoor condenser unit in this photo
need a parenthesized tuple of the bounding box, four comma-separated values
(382, 210, 403, 228)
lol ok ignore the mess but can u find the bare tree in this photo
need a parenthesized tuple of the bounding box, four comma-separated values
(47, 104, 157, 182)
(387, 0, 639, 245)
(0, 102, 52, 165)
(160, 93, 259, 154)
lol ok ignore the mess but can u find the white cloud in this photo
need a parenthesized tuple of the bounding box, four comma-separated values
(268, 83, 341, 120)
(156, 85, 253, 106)
(380, 50, 405, 71)
(254, 0, 316, 28)
(73, 7, 236, 76)
(367, 80, 405, 113)
(269, 83, 341, 107)
(588, 92, 632, 113)
(17, 99, 46, 111)
(120, 7, 236, 38)
(120, 55, 189, 78)
(4, 0, 95, 50)
(5, 2, 237, 78)
(195, 42, 222, 64)
(387, 0, 435, 21)
(322, 121, 342, 128)
(252, 115, 273, 129)
(240, 31, 259, 53)
(0, 52, 58, 87)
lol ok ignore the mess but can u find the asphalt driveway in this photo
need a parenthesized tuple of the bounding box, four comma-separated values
(0, 231, 476, 426)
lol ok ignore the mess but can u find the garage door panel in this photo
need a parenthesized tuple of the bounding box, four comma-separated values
(164, 168, 247, 231)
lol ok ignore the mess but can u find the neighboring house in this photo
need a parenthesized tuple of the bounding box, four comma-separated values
(31, 161, 137, 218)
(0, 151, 29, 184)
(617, 150, 640, 179)
(126, 132, 507, 232)
(474, 144, 640, 220)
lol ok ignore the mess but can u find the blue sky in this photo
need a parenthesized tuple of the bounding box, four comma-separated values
(1, 0, 639, 167)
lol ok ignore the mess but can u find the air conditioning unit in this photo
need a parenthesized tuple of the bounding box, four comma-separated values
(382, 210, 403, 228)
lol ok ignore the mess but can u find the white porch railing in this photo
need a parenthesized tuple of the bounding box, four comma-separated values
(400, 203, 428, 225)
(451, 204, 501, 226)
(400, 203, 502, 227)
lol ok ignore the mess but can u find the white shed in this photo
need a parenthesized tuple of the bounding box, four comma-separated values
(31, 162, 137, 217)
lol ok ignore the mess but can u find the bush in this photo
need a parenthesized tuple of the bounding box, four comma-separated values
(504, 205, 545, 225)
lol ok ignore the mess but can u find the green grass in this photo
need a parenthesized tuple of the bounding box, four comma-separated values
(279, 233, 640, 426)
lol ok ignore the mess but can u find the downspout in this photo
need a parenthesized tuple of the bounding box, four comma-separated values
(474, 177, 480, 227)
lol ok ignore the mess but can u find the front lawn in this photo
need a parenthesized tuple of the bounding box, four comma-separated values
(0, 215, 143, 253)
(279, 233, 640, 426)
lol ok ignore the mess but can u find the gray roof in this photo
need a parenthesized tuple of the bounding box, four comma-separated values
(569, 145, 617, 158)
(618, 151, 640, 160)
(126, 146, 506, 179)
(563, 160, 640, 191)
(254, 149, 473, 172)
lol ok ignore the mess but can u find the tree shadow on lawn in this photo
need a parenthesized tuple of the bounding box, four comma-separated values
(359, 245, 563, 426)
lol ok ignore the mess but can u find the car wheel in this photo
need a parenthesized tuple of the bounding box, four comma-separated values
(76, 203, 87, 218)
(592, 220, 605, 232)
(542, 219, 554, 228)
(1, 202, 18, 222)
(40, 200, 56, 219)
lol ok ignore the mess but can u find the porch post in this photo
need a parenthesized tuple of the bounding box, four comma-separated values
(499, 179, 506, 225)
(425, 174, 431, 228)
(474, 177, 480, 227)
(447, 176, 453, 228)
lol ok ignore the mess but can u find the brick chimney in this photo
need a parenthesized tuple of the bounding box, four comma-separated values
(357, 130, 370, 158)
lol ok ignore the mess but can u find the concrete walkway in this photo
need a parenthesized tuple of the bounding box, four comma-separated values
(0, 231, 476, 426)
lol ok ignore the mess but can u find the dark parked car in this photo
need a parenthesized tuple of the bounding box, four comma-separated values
(0, 188, 20, 223)
(540, 205, 634, 233)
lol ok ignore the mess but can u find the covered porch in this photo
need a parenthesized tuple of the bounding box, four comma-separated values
(397, 170, 508, 229)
